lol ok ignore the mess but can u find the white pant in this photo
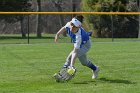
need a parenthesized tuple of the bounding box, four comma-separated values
(64, 40, 93, 67)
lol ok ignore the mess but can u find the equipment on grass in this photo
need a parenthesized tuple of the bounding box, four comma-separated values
(53, 66, 76, 82)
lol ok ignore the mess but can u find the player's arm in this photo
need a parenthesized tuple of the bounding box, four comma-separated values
(70, 34, 82, 67)
(55, 27, 66, 43)
(70, 48, 78, 67)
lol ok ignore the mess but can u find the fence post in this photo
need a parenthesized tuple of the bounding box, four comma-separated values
(111, 15, 114, 42)
(27, 14, 30, 44)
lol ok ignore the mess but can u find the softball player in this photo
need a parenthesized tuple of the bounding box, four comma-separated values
(55, 15, 99, 79)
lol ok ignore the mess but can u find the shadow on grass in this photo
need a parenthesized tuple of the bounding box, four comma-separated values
(73, 80, 96, 85)
(73, 78, 136, 85)
(99, 78, 136, 84)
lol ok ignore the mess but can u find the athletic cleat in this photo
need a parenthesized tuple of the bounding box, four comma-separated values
(92, 66, 99, 79)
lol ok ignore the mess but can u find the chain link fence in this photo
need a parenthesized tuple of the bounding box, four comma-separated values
(0, 13, 140, 44)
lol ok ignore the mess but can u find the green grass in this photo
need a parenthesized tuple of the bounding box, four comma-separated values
(0, 34, 71, 44)
(1, 34, 140, 44)
(0, 41, 140, 93)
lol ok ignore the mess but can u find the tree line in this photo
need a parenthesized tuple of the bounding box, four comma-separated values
(0, 0, 139, 38)
(0, 0, 81, 38)
(82, 0, 139, 38)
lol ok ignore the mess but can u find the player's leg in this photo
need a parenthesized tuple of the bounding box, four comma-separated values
(78, 54, 99, 79)
(63, 51, 73, 68)
(78, 54, 97, 70)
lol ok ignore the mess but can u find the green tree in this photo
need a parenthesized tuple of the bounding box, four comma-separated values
(82, 0, 139, 38)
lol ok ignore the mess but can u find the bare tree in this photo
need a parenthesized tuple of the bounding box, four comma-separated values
(20, 15, 28, 38)
(72, 0, 76, 17)
(138, 0, 140, 38)
(54, 0, 66, 36)
(37, 0, 42, 37)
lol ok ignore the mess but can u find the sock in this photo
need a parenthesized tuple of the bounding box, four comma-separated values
(63, 64, 68, 68)
(88, 63, 97, 71)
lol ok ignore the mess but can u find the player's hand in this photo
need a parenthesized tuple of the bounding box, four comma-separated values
(54, 35, 59, 43)
(68, 66, 75, 70)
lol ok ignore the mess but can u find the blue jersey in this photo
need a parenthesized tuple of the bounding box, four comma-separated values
(64, 22, 90, 49)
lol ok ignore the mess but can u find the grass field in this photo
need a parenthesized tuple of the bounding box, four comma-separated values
(1, 34, 140, 44)
(0, 41, 140, 93)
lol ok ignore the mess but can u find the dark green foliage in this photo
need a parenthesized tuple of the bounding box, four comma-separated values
(0, 0, 32, 23)
(0, 0, 32, 12)
(82, 0, 139, 38)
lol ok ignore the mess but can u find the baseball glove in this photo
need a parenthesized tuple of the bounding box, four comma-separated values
(53, 66, 76, 82)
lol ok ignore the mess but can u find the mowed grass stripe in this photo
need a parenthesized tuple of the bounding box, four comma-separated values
(0, 42, 139, 93)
